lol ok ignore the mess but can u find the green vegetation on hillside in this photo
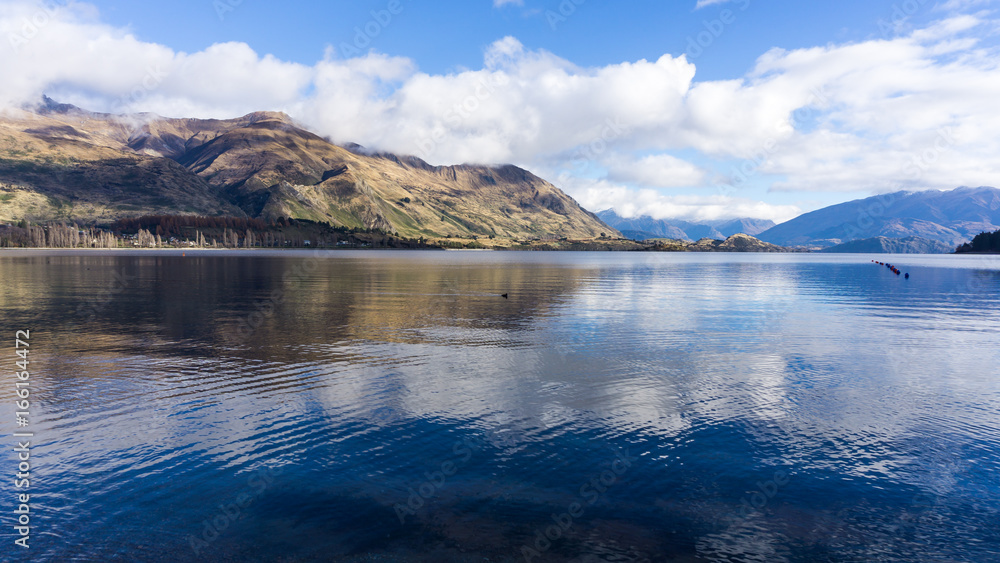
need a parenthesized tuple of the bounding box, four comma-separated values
(956, 229, 1000, 254)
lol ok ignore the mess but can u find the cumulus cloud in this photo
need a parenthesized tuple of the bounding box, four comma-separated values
(0, 1, 314, 116)
(1, 1, 999, 222)
(745, 17, 1000, 193)
(604, 154, 706, 188)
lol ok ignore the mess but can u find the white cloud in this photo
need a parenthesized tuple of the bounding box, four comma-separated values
(557, 175, 802, 223)
(938, 0, 995, 12)
(604, 153, 706, 188)
(0, 1, 314, 116)
(493, 0, 523, 7)
(2, 2, 1000, 222)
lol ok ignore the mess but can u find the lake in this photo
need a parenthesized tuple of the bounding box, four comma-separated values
(1, 250, 999, 562)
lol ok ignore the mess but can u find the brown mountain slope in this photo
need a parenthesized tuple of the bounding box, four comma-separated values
(0, 102, 614, 240)
(0, 106, 245, 220)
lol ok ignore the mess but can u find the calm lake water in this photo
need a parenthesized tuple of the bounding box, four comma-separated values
(1, 250, 999, 562)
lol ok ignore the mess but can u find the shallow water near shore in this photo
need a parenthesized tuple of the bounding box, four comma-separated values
(1, 250, 999, 562)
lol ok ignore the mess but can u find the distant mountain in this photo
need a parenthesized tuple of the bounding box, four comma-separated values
(757, 187, 1000, 248)
(0, 100, 613, 240)
(713, 218, 777, 237)
(597, 210, 774, 241)
(684, 223, 726, 240)
(818, 236, 953, 254)
(596, 211, 691, 240)
(618, 229, 667, 241)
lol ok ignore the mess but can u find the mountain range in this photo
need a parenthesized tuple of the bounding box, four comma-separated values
(817, 236, 954, 254)
(756, 187, 1000, 249)
(601, 187, 999, 253)
(596, 210, 775, 241)
(3, 100, 998, 253)
(0, 98, 610, 240)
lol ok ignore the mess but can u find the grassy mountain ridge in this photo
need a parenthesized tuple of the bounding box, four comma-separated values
(0, 101, 613, 241)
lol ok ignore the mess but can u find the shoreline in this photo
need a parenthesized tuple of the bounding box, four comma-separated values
(0, 247, 979, 255)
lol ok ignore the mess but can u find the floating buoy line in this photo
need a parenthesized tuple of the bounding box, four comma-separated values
(872, 260, 909, 279)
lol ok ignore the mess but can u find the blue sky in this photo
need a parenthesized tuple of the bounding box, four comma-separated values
(91, 0, 949, 80)
(2, 0, 998, 222)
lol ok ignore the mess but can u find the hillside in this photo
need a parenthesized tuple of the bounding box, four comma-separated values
(818, 236, 953, 254)
(757, 187, 1000, 248)
(0, 100, 613, 241)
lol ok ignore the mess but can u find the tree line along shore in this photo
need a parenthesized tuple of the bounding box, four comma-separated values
(0, 215, 436, 250)
(0, 214, 638, 251)
(955, 229, 1000, 254)
(3, 214, 997, 253)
